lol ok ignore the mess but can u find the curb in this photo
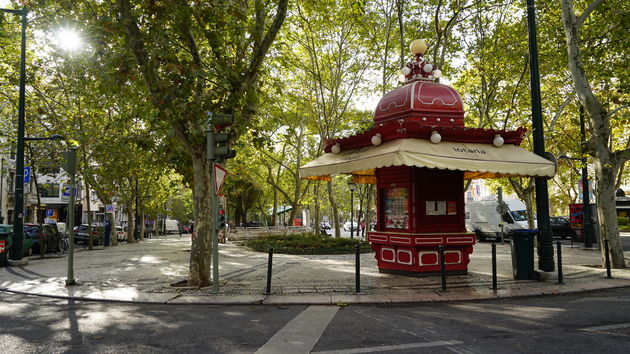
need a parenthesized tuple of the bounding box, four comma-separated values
(3, 282, 629, 306)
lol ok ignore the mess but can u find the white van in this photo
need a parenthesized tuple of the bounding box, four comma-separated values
(165, 219, 180, 234)
(465, 198, 532, 241)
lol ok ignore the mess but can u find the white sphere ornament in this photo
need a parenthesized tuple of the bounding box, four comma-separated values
(423, 63, 433, 73)
(493, 134, 504, 147)
(331, 143, 341, 154)
(430, 131, 442, 144)
(401, 66, 411, 76)
(409, 39, 428, 55)
(371, 133, 382, 146)
(433, 69, 442, 78)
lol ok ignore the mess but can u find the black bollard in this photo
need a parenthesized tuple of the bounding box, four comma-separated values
(355, 244, 361, 293)
(491, 243, 497, 290)
(265, 247, 273, 295)
(557, 241, 563, 284)
(439, 245, 447, 291)
(604, 240, 612, 279)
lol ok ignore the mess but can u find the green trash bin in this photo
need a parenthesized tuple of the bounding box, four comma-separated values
(510, 229, 537, 280)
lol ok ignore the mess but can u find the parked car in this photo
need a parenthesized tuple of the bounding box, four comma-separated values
(182, 225, 192, 233)
(550, 216, 577, 239)
(24, 223, 64, 253)
(1, 224, 34, 259)
(343, 221, 358, 232)
(320, 221, 331, 230)
(116, 226, 126, 242)
(242, 221, 261, 227)
(164, 219, 180, 234)
(73, 224, 104, 245)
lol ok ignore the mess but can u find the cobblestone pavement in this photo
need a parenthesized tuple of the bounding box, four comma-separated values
(1, 233, 629, 305)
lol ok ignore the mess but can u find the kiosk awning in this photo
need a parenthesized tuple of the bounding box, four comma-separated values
(300, 138, 555, 182)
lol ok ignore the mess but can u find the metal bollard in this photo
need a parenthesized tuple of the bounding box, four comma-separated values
(355, 244, 361, 293)
(604, 240, 612, 279)
(265, 247, 273, 295)
(491, 243, 497, 290)
(557, 241, 563, 284)
(439, 245, 447, 291)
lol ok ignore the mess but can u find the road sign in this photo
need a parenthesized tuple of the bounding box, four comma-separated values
(23, 166, 30, 183)
(496, 201, 509, 215)
(61, 184, 79, 202)
(105, 204, 115, 212)
(214, 163, 227, 195)
(45, 209, 53, 217)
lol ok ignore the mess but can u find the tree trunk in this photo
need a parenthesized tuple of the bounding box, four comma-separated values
(396, 0, 405, 67)
(86, 185, 93, 250)
(327, 181, 340, 238)
(365, 184, 375, 236)
(188, 151, 213, 287)
(595, 159, 625, 268)
(313, 183, 321, 233)
(560, 0, 626, 268)
(126, 202, 135, 243)
(139, 211, 145, 240)
(109, 212, 117, 246)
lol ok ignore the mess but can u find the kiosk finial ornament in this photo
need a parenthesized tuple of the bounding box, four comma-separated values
(402, 39, 441, 83)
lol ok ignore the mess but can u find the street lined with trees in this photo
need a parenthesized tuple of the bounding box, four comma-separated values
(0, 0, 627, 286)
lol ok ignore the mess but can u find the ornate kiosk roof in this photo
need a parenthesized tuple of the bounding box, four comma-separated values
(300, 39, 556, 182)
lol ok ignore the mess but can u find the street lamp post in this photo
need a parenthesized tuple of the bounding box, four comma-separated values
(348, 182, 356, 239)
(63, 146, 77, 286)
(526, 0, 554, 272)
(1, 6, 28, 262)
(559, 105, 593, 249)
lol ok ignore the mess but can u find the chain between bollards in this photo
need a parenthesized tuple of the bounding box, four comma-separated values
(355, 244, 361, 293)
(491, 243, 497, 290)
(604, 240, 612, 279)
(265, 247, 273, 295)
(556, 241, 563, 284)
(439, 245, 447, 291)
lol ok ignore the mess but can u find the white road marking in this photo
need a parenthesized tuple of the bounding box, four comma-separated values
(580, 322, 630, 332)
(311, 340, 464, 354)
(254, 306, 339, 354)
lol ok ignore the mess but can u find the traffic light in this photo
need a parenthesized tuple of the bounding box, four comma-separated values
(216, 200, 226, 230)
(206, 112, 236, 161)
(61, 148, 77, 174)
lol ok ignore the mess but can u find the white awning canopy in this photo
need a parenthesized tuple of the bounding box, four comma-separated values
(300, 138, 556, 182)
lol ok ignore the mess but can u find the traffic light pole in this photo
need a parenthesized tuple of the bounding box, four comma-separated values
(210, 164, 219, 293)
(206, 116, 220, 293)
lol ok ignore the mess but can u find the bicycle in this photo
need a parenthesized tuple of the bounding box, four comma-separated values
(58, 235, 69, 253)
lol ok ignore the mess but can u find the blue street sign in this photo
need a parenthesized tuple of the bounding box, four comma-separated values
(23, 166, 31, 183)
(45, 209, 53, 217)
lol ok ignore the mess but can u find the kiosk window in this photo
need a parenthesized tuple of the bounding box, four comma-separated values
(383, 187, 409, 229)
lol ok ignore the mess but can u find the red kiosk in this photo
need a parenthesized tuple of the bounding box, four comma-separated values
(300, 39, 555, 275)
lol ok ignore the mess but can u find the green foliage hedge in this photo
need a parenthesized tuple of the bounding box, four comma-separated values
(619, 217, 630, 227)
(243, 232, 373, 255)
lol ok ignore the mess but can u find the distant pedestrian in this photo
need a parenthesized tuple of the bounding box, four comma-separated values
(190, 222, 195, 240)
(104, 219, 111, 246)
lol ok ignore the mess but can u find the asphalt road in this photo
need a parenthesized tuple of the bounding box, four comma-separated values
(2, 288, 630, 353)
